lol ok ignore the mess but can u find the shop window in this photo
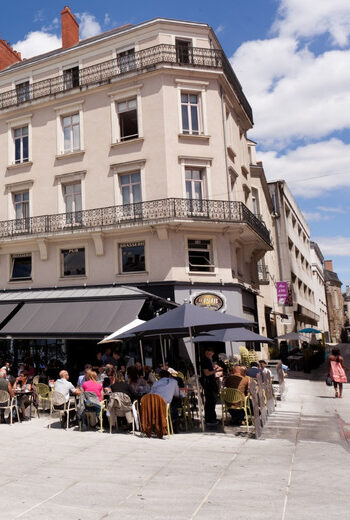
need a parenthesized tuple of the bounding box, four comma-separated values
(120, 242, 145, 273)
(188, 239, 214, 272)
(11, 254, 32, 280)
(61, 248, 85, 277)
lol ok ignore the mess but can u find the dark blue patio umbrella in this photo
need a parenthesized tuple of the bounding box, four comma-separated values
(112, 303, 252, 430)
(298, 328, 322, 334)
(193, 327, 273, 344)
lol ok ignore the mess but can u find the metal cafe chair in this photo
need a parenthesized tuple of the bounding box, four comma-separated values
(220, 387, 251, 433)
(0, 390, 21, 425)
(49, 391, 76, 430)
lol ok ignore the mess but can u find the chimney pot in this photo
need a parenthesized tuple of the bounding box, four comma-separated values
(61, 6, 79, 49)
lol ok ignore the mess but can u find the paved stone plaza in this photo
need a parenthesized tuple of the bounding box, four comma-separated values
(2, 358, 350, 520)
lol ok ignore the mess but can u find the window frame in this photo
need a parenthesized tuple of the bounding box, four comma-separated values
(117, 98, 139, 142)
(112, 160, 146, 207)
(60, 247, 86, 278)
(63, 65, 80, 90)
(180, 92, 201, 135)
(62, 113, 81, 154)
(109, 85, 143, 145)
(118, 241, 146, 274)
(13, 125, 29, 164)
(186, 238, 216, 274)
(10, 253, 32, 281)
(7, 114, 33, 166)
(55, 100, 85, 156)
(176, 80, 208, 136)
(16, 80, 30, 103)
(116, 47, 136, 73)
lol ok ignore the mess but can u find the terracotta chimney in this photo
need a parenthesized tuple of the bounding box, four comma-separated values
(0, 39, 22, 71)
(61, 6, 79, 49)
(324, 260, 333, 272)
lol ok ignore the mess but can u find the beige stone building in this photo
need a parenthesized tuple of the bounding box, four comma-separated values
(310, 241, 329, 335)
(324, 260, 344, 343)
(0, 8, 272, 361)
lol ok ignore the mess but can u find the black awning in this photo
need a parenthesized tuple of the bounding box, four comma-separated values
(0, 304, 20, 329)
(0, 299, 145, 338)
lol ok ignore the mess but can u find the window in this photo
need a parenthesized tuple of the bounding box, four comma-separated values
(63, 66, 80, 90)
(185, 168, 204, 200)
(16, 81, 30, 103)
(117, 48, 135, 73)
(251, 188, 260, 217)
(120, 242, 145, 273)
(62, 114, 80, 153)
(188, 239, 214, 272)
(14, 126, 29, 164)
(176, 39, 192, 64)
(14, 191, 29, 219)
(181, 93, 200, 135)
(63, 182, 82, 224)
(120, 173, 141, 205)
(117, 99, 138, 141)
(61, 248, 85, 277)
(11, 254, 32, 280)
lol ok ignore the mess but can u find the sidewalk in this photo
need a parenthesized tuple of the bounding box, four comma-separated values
(2, 352, 350, 520)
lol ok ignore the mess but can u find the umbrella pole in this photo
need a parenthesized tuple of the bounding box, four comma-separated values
(159, 335, 166, 368)
(230, 341, 234, 358)
(189, 327, 205, 432)
(139, 339, 145, 376)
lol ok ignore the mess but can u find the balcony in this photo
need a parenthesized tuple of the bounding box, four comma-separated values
(0, 198, 271, 245)
(0, 44, 253, 122)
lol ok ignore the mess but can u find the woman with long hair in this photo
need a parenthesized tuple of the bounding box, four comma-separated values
(328, 348, 348, 398)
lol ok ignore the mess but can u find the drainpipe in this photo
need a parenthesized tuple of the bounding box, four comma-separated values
(220, 86, 231, 202)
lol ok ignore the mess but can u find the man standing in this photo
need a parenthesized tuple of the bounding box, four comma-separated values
(201, 348, 219, 426)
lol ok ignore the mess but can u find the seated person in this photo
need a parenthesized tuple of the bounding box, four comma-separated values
(110, 371, 136, 401)
(126, 366, 148, 395)
(77, 364, 93, 388)
(13, 371, 33, 420)
(143, 365, 157, 386)
(54, 370, 80, 427)
(224, 366, 250, 426)
(246, 361, 263, 379)
(135, 361, 144, 377)
(81, 370, 104, 429)
(225, 366, 250, 395)
(103, 366, 116, 389)
(151, 370, 181, 431)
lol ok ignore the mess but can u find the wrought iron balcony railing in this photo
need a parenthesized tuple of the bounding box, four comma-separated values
(0, 44, 252, 122)
(0, 198, 270, 245)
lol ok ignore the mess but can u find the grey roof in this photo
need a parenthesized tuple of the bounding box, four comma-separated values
(324, 269, 342, 285)
(0, 285, 151, 303)
(2, 17, 209, 75)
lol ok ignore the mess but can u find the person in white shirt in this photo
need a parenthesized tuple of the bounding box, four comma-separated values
(55, 370, 80, 402)
(150, 370, 180, 404)
(259, 360, 272, 380)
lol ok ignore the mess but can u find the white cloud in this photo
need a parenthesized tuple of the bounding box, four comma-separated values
(313, 236, 350, 256)
(104, 13, 111, 26)
(215, 25, 225, 35)
(316, 206, 347, 214)
(302, 212, 333, 222)
(232, 40, 350, 147)
(258, 138, 350, 197)
(273, 0, 350, 47)
(77, 12, 102, 39)
(14, 31, 61, 59)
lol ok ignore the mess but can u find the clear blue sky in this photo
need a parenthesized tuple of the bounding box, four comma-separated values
(1, 0, 350, 288)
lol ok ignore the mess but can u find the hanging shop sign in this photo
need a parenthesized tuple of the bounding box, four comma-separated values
(193, 292, 225, 311)
(276, 281, 293, 306)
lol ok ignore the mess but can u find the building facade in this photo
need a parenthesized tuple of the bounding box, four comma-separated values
(267, 181, 319, 333)
(310, 241, 329, 336)
(324, 260, 344, 343)
(0, 8, 272, 356)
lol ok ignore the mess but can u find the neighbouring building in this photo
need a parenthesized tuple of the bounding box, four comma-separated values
(310, 241, 329, 337)
(324, 260, 344, 343)
(0, 7, 272, 365)
(267, 180, 319, 333)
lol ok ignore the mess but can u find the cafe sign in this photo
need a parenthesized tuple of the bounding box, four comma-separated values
(193, 292, 224, 311)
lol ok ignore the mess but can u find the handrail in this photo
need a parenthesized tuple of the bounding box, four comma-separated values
(0, 44, 253, 122)
(0, 198, 270, 245)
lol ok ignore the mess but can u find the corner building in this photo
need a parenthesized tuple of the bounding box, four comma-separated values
(0, 9, 272, 355)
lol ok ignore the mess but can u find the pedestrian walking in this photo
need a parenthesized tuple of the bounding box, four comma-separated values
(328, 348, 348, 398)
